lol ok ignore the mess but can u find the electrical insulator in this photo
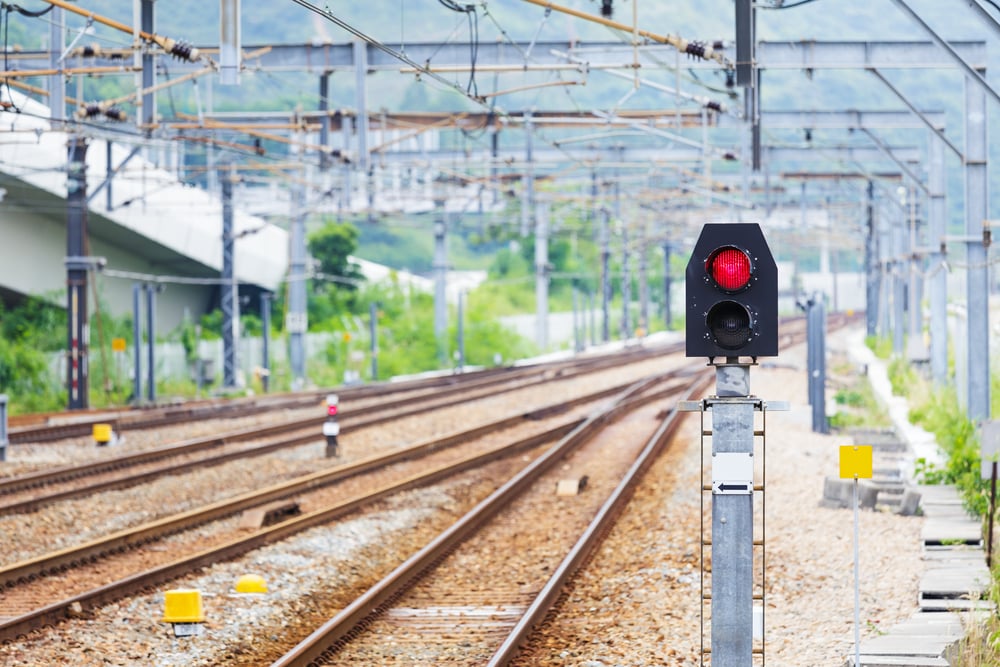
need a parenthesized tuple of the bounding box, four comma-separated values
(600, 0, 613, 17)
(76, 104, 102, 119)
(166, 39, 200, 62)
(706, 101, 723, 113)
(104, 107, 127, 122)
(685, 42, 707, 59)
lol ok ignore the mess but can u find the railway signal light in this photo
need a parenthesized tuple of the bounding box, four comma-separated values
(685, 223, 778, 359)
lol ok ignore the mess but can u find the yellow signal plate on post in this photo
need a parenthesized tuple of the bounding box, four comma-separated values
(839, 445, 873, 479)
(111, 337, 127, 352)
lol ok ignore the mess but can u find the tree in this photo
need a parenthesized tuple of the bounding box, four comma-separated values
(308, 222, 365, 293)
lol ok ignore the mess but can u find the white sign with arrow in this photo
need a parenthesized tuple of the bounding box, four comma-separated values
(712, 452, 754, 495)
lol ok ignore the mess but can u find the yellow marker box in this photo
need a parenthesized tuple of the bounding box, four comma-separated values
(839, 445, 873, 479)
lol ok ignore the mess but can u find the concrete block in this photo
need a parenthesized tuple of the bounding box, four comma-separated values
(822, 477, 879, 509)
(897, 488, 922, 516)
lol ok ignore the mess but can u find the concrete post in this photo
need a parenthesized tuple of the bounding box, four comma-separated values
(928, 136, 948, 385)
(261, 292, 271, 393)
(145, 283, 156, 404)
(521, 111, 534, 237)
(600, 207, 611, 342)
(221, 169, 238, 389)
(141, 0, 155, 132)
(288, 181, 307, 389)
(535, 202, 550, 351)
(66, 138, 89, 410)
(219, 0, 241, 85)
(965, 76, 990, 422)
(865, 181, 879, 337)
(132, 283, 142, 404)
(433, 207, 448, 364)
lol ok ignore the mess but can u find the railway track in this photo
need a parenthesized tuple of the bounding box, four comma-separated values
(270, 366, 713, 666)
(0, 316, 846, 657)
(0, 344, 675, 515)
(0, 363, 698, 643)
(7, 344, 672, 445)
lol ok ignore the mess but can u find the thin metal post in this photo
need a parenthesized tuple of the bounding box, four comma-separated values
(573, 287, 582, 352)
(457, 291, 465, 370)
(140, 0, 154, 132)
(0, 394, 8, 462)
(261, 292, 271, 393)
(588, 291, 596, 347)
(132, 283, 142, 403)
(989, 462, 997, 568)
(892, 214, 906, 357)
(853, 478, 861, 667)
(145, 283, 156, 404)
(621, 224, 631, 339)
(319, 73, 331, 170)
(369, 301, 378, 381)
(49, 6, 65, 123)
(663, 242, 673, 329)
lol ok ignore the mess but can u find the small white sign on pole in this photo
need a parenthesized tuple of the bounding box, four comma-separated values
(981, 421, 1000, 480)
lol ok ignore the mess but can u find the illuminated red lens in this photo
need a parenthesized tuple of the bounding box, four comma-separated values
(707, 247, 752, 291)
(328, 405, 338, 417)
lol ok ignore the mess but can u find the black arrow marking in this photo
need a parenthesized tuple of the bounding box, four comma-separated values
(717, 482, 750, 493)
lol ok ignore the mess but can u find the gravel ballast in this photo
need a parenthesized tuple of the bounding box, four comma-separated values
(0, 332, 928, 666)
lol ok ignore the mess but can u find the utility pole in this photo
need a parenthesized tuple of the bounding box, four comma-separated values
(132, 283, 142, 404)
(928, 136, 947, 385)
(288, 179, 308, 389)
(663, 241, 673, 329)
(600, 205, 611, 343)
(521, 110, 535, 237)
(864, 181, 879, 337)
(66, 138, 89, 410)
(261, 292, 271, 393)
(145, 283, 157, 403)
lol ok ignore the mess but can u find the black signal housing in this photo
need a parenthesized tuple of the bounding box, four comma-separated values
(685, 223, 778, 359)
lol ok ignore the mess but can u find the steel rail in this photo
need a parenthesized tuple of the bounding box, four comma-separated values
(7, 342, 673, 443)
(488, 371, 714, 664)
(0, 371, 679, 586)
(269, 370, 698, 667)
(0, 345, 673, 505)
(0, 371, 688, 643)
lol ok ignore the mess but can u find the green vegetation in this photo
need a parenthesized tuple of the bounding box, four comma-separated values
(826, 358, 890, 431)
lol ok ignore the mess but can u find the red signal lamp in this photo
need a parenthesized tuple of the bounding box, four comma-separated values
(327, 405, 338, 417)
(706, 246, 752, 292)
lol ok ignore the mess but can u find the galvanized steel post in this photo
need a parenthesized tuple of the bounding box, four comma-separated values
(710, 363, 754, 667)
